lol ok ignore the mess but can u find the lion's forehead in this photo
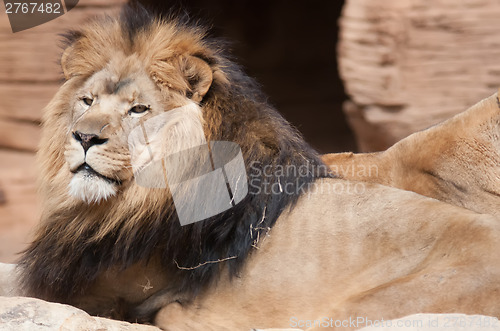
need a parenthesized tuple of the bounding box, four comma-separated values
(83, 70, 138, 97)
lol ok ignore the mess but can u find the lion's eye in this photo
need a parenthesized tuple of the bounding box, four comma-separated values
(81, 97, 93, 106)
(128, 104, 150, 116)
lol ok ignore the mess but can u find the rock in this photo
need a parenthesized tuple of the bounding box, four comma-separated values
(339, 0, 500, 151)
(0, 263, 20, 297)
(0, 297, 160, 331)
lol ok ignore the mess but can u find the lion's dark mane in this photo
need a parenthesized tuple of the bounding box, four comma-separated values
(19, 4, 331, 319)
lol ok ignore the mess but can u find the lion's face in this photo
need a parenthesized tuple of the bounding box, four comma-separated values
(37, 15, 219, 205)
(63, 55, 198, 203)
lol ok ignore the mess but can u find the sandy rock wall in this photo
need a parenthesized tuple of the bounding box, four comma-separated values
(339, 0, 500, 151)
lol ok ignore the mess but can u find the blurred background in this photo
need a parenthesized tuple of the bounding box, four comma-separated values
(0, 0, 499, 262)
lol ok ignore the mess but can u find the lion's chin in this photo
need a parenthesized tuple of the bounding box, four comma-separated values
(68, 170, 118, 204)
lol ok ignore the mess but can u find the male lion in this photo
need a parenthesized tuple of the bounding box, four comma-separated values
(323, 91, 500, 217)
(17, 5, 500, 331)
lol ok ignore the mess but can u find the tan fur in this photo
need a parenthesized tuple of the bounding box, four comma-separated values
(154, 183, 500, 330)
(26, 9, 500, 331)
(323, 91, 500, 217)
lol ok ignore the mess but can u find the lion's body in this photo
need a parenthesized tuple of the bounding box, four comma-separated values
(17, 5, 500, 331)
(153, 180, 500, 330)
(323, 93, 500, 217)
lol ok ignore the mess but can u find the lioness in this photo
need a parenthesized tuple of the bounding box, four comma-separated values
(323, 91, 500, 217)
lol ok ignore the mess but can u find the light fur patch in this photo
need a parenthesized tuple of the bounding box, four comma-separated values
(68, 171, 117, 203)
(128, 101, 206, 188)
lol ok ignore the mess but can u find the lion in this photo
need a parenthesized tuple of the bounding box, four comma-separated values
(17, 5, 500, 330)
(322, 91, 500, 217)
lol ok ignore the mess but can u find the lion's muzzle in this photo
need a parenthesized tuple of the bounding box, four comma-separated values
(73, 131, 108, 153)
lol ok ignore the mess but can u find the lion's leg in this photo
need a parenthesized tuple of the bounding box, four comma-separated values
(306, 219, 500, 330)
(70, 258, 171, 320)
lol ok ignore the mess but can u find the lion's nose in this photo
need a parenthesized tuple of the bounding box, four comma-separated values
(73, 131, 108, 153)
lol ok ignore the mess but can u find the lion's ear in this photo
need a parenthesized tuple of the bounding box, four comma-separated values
(60, 44, 75, 80)
(181, 56, 213, 103)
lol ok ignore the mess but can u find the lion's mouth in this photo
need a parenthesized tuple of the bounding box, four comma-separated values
(73, 163, 121, 185)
